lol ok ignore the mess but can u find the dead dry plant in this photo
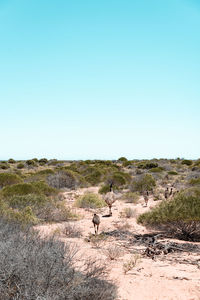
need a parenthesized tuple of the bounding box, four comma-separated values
(123, 254, 141, 274)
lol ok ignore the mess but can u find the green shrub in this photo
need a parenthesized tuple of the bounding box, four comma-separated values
(17, 163, 25, 169)
(32, 158, 39, 162)
(0, 199, 38, 225)
(85, 169, 103, 185)
(168, 171, 178, 175)
(1, 182, 58, 198)
(26, 159, 37, 166)
(1, 183, 37, 198)
(8, 206, 38, 225)
(138, 162, 158, 169)
(0, 173, 22, 188)
(48, 159, 59, 166)
(170, 159, 176, 164)
(111, 173, 126, 186)
(149, 167, 164, 173)
(131, 174, 156, 193)
(122, 160, 131, 167)
(75, 193, 106, 209)
(0, 163, 10, 170)
(108, 171, 131, 187)
(39, 158, 48, 165)
(37, 169, 55, 175)
(31, 181, 58, 196)
(137, 187, 200, 240)
(122, 192, 140, 203)
(8, 158, 16, 164)
(181, 160, 193, 166)
(25, 169, 55, 183)
(7, 194, 48, 209)
(189, 178, 200, 186)
(98, 184, 110, 194)
(194, 159, 200, 167)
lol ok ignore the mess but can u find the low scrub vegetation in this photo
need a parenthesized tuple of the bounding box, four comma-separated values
(137, 187, 200, 241)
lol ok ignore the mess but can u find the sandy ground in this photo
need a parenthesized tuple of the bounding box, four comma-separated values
(35, 187, 200, 300)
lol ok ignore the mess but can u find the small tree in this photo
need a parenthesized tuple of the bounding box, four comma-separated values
(8, 158, 16, 164)
(118, 157, 128, 162)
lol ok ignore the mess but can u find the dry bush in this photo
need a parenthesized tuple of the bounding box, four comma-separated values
(87, 233, 108, 248)
(114, 221, 131, 231)
(153, 188, 165, 201)
(122, 191, 140, 203)
(103, 245, 123, 260)
(120, 207, 135, 218)
(47, 170, 79, 189)
(37, 199, 79, 223)
(0, 219, 117, 300)
(64, 223, 82, 238)
(123, 254, 141, 274)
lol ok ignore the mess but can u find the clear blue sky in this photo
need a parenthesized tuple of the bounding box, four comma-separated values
(0, 0, 199, 160)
